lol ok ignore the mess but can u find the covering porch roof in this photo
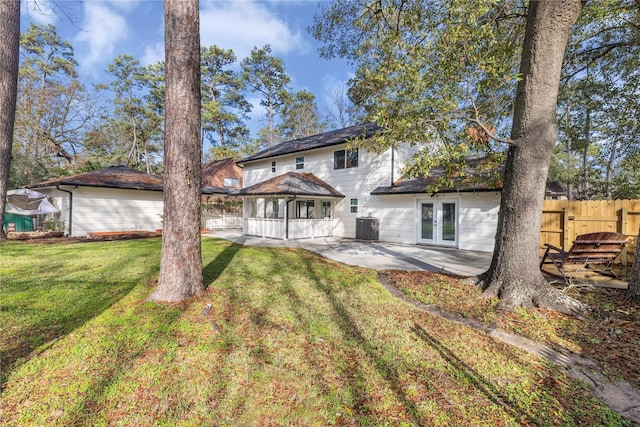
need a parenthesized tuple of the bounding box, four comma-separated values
(234, 172, 345, 198)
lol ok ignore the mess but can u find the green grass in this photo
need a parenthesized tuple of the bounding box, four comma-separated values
(0, 238, 631, 426)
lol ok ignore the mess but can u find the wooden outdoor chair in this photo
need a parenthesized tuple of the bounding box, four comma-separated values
(540, 232, 629, 280)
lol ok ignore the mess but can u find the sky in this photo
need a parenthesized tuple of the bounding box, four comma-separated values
(20, 0, 354, 141)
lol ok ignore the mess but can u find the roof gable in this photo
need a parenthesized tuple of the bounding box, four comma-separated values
(202, 158, 235, 182)
(238, 123, 383, 164)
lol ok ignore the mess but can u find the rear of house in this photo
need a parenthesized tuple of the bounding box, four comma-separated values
(236, 123, 503, 253)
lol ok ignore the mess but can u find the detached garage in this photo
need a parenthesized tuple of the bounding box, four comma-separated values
(28, 165, 227, 237)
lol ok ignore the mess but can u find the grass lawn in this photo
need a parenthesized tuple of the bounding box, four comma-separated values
(0, 237, 632, 426)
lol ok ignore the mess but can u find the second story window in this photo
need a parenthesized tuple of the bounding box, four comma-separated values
(334, 148, 358, 170)
(271, 161, 276, 173)
(296, 156, 304, 170)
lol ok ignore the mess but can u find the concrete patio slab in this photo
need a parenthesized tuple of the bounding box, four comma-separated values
(205, 230, 492, 277)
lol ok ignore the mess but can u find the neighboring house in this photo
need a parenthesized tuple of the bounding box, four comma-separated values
(201, 158, 243, 195)
(236, 122, 504, 252)
(545, 181, 567, 200)
(28, 165, 227, 237)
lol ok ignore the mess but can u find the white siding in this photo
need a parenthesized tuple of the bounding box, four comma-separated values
(37, 186, 164, 237)
(241, 143, 501, 252)
(365, 194, 416, 244)
(458, 192, 501, 252)
(243, 144, 395, 239)
(356, 192, 500, 252)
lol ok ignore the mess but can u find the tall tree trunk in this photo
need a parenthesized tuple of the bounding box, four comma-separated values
(603, 140, 617, 200)
(148, 0, 203, 302)
(476, 0, 586, 314)
(0, 1, 20, 241)
(582, 106, 590, 199)
(565, 104, 573, 201)
(627, 228, 640, 302)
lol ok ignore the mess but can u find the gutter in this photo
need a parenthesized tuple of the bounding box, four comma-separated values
(56, 185, 73, 237)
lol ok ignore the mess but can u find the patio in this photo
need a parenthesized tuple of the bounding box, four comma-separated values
(206, 230, 629, 288)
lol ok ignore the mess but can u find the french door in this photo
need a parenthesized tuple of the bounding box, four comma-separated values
(418, 200, 458, 247)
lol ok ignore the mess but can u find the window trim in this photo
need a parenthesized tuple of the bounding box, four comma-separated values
(321, 200, 332, 219)
(271, 161, 276, 173)
(350, 198, 358, 214)
(295, 156, 304, 170)
(296, 199, 315, 219)
(334, 148, 358, 170)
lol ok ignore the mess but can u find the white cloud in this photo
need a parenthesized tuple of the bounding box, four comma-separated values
(142, 42, 164, 66)
(200, 0, 308, 61)
(74, 2, 129, 71)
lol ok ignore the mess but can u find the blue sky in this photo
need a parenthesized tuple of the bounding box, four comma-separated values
(20, 0, 353, 139)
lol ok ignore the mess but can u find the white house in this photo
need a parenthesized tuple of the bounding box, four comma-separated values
(29, 165, 228, 237)
(236, 123, 503, 253)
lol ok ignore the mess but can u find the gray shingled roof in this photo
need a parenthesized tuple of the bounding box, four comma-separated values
(30, 165, 228, 194)
(371, 156, 504, 195)
(238, 123, 383, 164)
(234, 172, 344, 198)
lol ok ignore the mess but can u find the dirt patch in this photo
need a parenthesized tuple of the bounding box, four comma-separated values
(6, 231, 64, 240)
(86, 231, 159, 240)
(6, 232, 161, 245)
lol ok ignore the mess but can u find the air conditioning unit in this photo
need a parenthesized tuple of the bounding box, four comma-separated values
(355, 217, 379, 241)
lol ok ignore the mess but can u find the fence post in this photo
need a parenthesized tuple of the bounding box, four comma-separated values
(621, 207, 629, 265)
(562, 206, 570, 250)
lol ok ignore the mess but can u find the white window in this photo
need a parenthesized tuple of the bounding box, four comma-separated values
(296, 200, 315, 219)
(265, 199, 279, 218)
(350, 198, 358, 213)
(321, 201, 332, 218)
(296, 156, 304, 170)
(223, 177, 239, 187)
(334, 148, 358, 170)
(271, 161, 276, 173)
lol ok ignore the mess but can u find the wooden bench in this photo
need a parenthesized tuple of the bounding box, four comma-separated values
(540, 232, 629, 280)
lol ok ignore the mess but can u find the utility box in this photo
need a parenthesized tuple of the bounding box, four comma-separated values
(356, 217, 379, 241)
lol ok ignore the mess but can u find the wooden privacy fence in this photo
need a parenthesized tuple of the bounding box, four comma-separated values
(541, 199, 640, 267)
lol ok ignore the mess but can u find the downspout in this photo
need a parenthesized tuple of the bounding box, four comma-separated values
(285, 196, 296, 240)
(391, 147, 395, 186)
(56, 185, 73, 237)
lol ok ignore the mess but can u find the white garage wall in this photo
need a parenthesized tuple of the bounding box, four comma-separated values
(70, 187, 164, 237)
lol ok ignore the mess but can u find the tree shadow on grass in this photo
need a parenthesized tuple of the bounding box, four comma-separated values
(297, 258, 428, 425)
(0, 279, 140, 392)
(202, 241, 243, 288)
(0, 239, 162, 392)
(67, 306, 184, 425)
(411, 323, 543, 426)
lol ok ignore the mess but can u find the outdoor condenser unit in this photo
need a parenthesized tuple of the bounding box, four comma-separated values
(355, 217, 379, 241)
